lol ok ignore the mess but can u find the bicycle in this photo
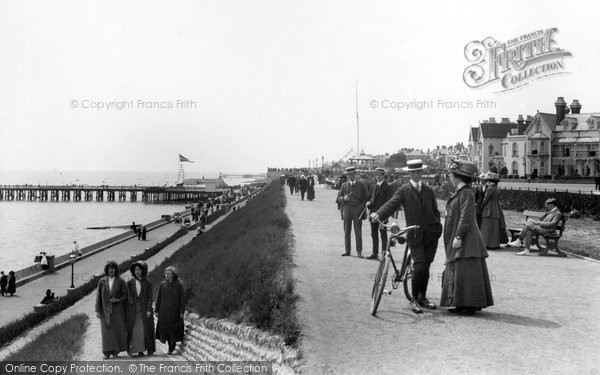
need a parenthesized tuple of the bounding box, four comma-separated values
(370, 221, 419, 316)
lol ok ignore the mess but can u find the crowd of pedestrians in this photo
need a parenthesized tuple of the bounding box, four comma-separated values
(285, 171, 317, 201)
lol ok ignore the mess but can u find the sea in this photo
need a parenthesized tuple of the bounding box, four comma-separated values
(0, 170, 257, 272)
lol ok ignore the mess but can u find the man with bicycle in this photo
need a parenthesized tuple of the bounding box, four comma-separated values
(369, 160, 442, 314)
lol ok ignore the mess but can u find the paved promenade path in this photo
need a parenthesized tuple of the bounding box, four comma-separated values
(0, 221, 183, 328)
(0, 199, 250, 361)
(288, 186, 600, 374)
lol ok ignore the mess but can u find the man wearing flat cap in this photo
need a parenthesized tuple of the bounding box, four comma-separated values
(365, 167, 392, 260)
(508, 197, 562, 256)
(370, 159, 442, 313)
(336, 166, 369, 257)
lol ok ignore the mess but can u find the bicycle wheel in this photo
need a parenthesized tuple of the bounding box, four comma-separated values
(402, 254, 414, 301)
(371, 256, 391, 316)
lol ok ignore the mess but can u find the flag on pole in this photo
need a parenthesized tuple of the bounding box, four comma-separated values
(179, 154, 194, 163)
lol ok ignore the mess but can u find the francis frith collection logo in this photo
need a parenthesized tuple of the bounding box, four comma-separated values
(463, 28, 572, 92)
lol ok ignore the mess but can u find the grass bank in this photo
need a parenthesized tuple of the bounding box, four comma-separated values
(4, 314, 88, 361)
(147, 181, 300, 346)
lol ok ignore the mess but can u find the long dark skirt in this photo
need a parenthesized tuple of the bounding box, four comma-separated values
(100, 306, 128, 354)
(440, 257, 494, 309)
(307, 186, 315, 200)
(480, 217, 504, 248)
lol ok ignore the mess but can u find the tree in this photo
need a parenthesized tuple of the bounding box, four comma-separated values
(384, 152, 407, 169)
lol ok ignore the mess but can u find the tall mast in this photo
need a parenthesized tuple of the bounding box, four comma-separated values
(355, 80, 359, 155)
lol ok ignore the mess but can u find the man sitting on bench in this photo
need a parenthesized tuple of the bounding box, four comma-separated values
(507, 198, 562, 256)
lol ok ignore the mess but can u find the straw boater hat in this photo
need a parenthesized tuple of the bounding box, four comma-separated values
(482, 171, 500, 182)
(345, 166, 356, 174)
(374, 167, 386, 174)
(448, 159, 478, 178)
(402, 159, 427, 172)
(545, 197, 557, 205)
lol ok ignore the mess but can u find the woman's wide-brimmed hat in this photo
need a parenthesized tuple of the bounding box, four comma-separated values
(448, 159, 478, 178)
(545, 197, 557, 205)
(130, 260, 148, 278)
(402, 159, 427, 172)
(482, 171, 500, 182)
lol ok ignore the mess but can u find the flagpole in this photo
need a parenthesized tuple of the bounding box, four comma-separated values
(356, 80, 359, 156)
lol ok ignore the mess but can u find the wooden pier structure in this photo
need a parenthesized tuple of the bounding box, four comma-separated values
(0, 185, 222, 203)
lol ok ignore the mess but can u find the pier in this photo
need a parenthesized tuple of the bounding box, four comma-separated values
(0, 185, 222, 203)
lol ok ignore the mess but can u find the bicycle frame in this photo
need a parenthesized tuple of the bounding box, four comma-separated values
(370, 222, 418, 315)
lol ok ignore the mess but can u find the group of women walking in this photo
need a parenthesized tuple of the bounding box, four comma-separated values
(95, 260, 186, 359)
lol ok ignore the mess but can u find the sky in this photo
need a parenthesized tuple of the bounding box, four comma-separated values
(1, 0, 600, 175)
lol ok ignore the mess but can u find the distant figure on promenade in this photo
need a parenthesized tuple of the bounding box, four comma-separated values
(596, 172, 600, 190)
(137, 226, 142, 240)
(127, 261, 155, 357)
(440, 160, 494, 315)
(507, 198, 562, 256)
(95, 260, 128, 359)
(141, 226, 147, 240)
(370, 160, 442, 314)
(40, 252, 49, 270)
(155, 266, 186, 355)
(7, 271, 16, 296)
(307, 174, 315, 201)
(336, 167, 369, 258)
(365, 168, 392, 260)
(40, 289, 56, 305)
(479, 172, 508, 249)
(299, 175, 308, 200)
(474, 173, 486, 228)
(287, 174, 297, 195)
(0, 271, 7, 296)
(73, 241, 82, 257)
(131, 222, 138, 234)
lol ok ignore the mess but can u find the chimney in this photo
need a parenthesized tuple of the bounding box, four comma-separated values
(501, 117, 510, 123)
(489, 117, 497, 123)
(555, 97, 566, 125)
(570, 99, 581, 114)
(525, 115, 533, 128)
(517, 114, 525, 134)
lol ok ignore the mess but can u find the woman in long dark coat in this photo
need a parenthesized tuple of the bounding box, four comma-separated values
(126, 261, 155, 356)
(307, 175, 315, 201)
(7, 271, 16, 296)
(440, 160, 494, 315)
(479, 172, 508, 249)
(95, 260, 128, 359)
(155, 266, 186, 355)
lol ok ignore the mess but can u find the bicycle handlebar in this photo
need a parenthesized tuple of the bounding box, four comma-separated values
(374, 219, 419, 235)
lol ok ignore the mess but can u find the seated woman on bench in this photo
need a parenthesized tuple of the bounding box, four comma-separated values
(507, 198, 562, 256)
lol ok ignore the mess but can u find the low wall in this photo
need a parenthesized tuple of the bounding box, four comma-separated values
(181, 313, 299, 375)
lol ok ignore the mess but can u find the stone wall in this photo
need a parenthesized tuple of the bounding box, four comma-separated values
(181, 313, 300, 375)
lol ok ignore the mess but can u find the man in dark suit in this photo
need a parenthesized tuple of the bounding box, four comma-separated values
(336, 166, 369, 257)
(366, 168, 392, 260)
(287, 174, 297, 195)
(370, 160, 442, 313)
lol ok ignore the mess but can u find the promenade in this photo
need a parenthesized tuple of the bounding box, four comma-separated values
(0, 198, 250, 360)
(289, 186, 600, 374)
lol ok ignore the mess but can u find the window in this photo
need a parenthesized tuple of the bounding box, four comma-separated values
(564, 146, 570, 157)
(536, 122, 541, 132)
(512, 161, 518, 175)
(488, 144, 494, 155)
(512, 142, 518, 156)
(503, 145, 506, 157)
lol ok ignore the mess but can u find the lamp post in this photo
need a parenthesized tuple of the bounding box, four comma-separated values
(69, 254, 76, 289)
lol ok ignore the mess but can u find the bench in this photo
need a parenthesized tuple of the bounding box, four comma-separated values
(507, 210, 568, 257)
